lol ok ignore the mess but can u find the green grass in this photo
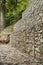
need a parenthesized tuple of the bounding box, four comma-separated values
(1, 25, 13, 34)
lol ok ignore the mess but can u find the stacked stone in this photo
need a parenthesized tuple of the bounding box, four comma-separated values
(10, 0, 43, 63)
(34, 22, 43, 61)
(0, 45, 30, 65)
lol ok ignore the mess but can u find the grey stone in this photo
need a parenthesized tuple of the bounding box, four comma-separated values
(10, 0, 43, 62)
(0, 45, 29, 65)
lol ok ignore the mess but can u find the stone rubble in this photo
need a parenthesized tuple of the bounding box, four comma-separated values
(0, 0, 43, 65)
(10, 0, 43, 63)
(0, 33, 10, 44)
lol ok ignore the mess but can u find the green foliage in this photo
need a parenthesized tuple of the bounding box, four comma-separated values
(6, 0, 30, 26)
(0, 0, 31, 33)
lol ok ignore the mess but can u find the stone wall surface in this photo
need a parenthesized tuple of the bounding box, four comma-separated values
(0, 45, 43, 65)
(10, 0, 43, 62)
(0, 0, 43, 65)
(0, 45, 29, 65)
